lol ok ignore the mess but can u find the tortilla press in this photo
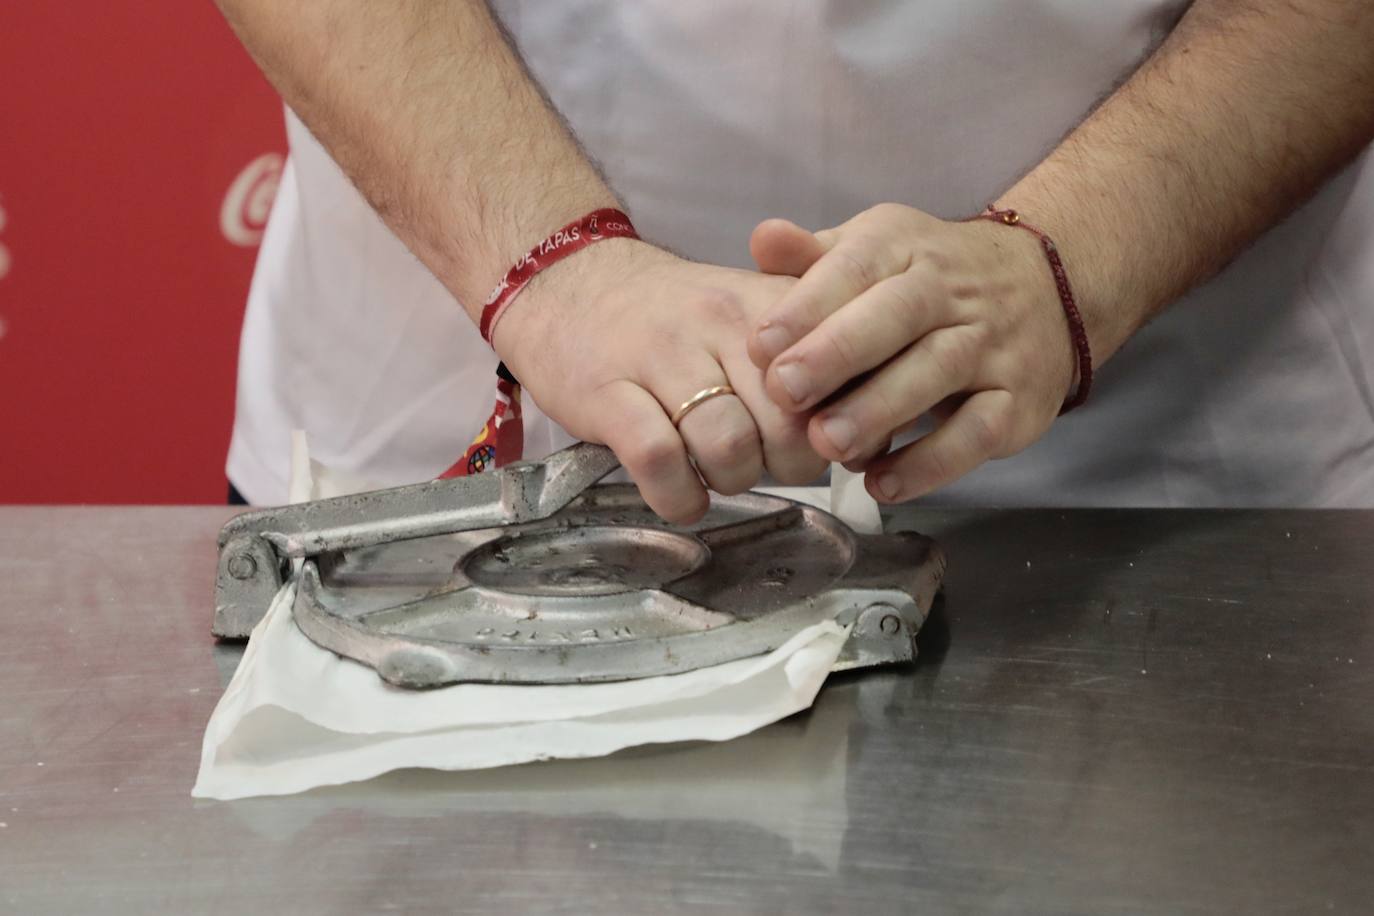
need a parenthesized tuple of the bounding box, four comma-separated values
(213, 443, 945, 687)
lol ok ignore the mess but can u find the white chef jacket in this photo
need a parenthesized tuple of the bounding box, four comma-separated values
(228, 0, 1374, 507)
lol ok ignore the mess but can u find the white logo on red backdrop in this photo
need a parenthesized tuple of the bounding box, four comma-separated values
(220, 153, 284, 247)
(0, 198, 10, 281)
(0, 197, 10, 342)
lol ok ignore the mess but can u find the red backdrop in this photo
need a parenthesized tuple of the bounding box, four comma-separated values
(1, 3, 284, 503)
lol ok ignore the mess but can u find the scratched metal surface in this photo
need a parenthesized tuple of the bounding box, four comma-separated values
(2, 505, 1372, 914)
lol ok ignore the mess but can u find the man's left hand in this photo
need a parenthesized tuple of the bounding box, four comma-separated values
(747, 203, 1078, 503)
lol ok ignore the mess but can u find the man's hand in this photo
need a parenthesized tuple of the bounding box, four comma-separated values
(212, 0, 826, 518)
(746, 206, 1074, 503)
(749, 0, 1374, 503)
(493, 238, 827, 523)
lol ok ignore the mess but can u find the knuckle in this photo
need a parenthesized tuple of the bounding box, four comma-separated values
(927, 329, 979, 379)
(722, 419, 762, 461)
(641, 326, 688, 370)
(868, 202, 909, 224)
(916, 445, 957, 490)
(881, 280, 926, 331)
(692, 288, 747, 327)
(912, 245, 952, 272)
(848, 381, 904, 436)
(830, 246, 878, 290)
(912, 450, 956, 494)
(695, 417, 758, 473)
(625, 433, 682, 479)
(819, 324, 863, 374)
(963, 405, 1008, 456)
(869, 385, 907, 431)
(963, 321, 991, 352)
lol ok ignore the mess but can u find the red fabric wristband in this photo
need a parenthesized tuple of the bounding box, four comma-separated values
(479, 207, 639, 344)
(969, 205, 1093, 413)
(439, 208, 638, 480)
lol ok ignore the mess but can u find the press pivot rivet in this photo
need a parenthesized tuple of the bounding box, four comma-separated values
(227, 554, 257, 580)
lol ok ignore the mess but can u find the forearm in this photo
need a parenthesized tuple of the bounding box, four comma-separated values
(213, 0, 617, 320)
(999, 0, 1374, 363)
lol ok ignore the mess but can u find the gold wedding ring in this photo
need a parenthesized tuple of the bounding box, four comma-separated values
(671, 385, 736, 427)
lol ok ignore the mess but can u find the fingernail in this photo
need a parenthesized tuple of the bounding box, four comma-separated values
(774, 362, 810, 404)
(819, 414, 857, 456)
(875, 472, 901, 501)
(756, 324, 793, 361)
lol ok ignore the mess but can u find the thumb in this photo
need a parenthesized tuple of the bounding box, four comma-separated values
(750, 218, 833, 277)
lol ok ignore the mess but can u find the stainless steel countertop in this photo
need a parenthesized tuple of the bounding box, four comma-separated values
(2, 505, 1371, 914)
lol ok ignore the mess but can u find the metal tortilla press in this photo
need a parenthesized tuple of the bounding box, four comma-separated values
(213, 443, 946, 688)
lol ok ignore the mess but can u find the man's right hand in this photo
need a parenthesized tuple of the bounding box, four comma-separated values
(491, 239, 828, 523)
(213, 0, 827, 517)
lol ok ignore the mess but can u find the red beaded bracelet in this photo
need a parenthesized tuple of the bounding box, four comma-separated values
(969, 205, 1093, 413)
